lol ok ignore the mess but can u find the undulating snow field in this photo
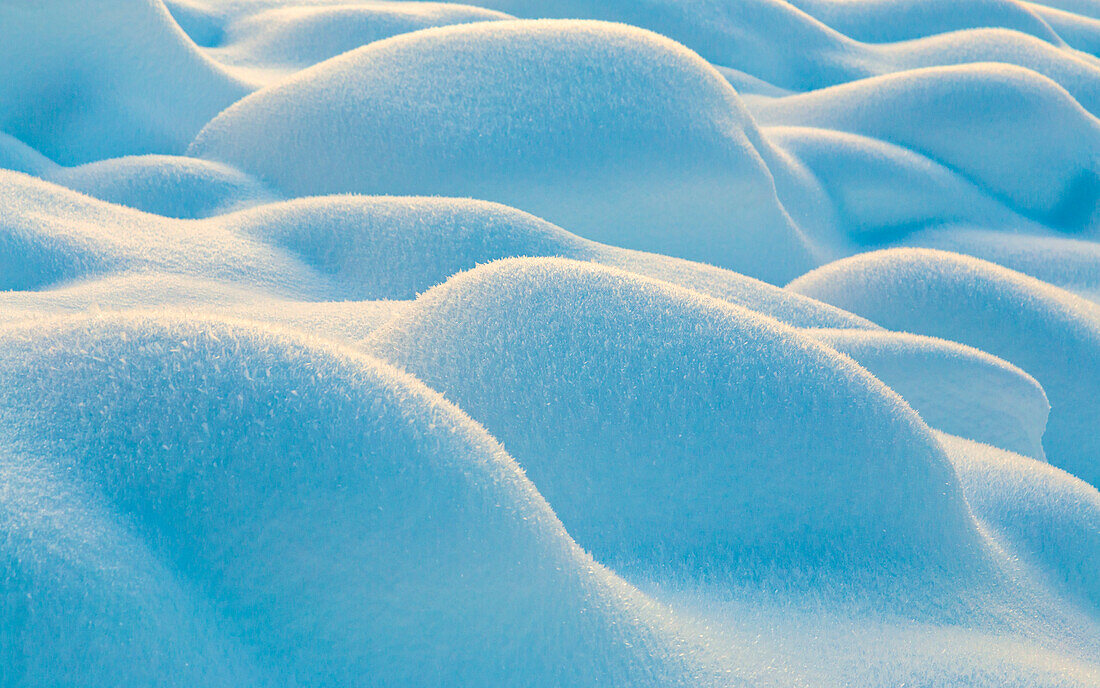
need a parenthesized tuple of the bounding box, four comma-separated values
(2, 1, 1100, 686)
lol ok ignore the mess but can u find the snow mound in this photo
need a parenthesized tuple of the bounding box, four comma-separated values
(5, 2, 1100, 683)
(446, 0, 863, 90)
(876, 29, 1100, 117)
(786, 0, 1066, 44)
(808, 328, 1050, 459)
(0, 273, 410, 344)
(1030, 3, 1100, 55)
(1, 447, 261, 687)
(0, 132, 55, 176)
(755, 63, 1100, 231)
(207, 2, 513, 77)
(189, 19, 814, 283)
(439, 0, 1100, 99)
(223, 194, 873, 326)
(0, 0, 247, 164)
(0, 171, 321, 295)
(0, 173, 870, 328)
(0, 313, 725, 687)
(764, 127, 1030, 243)
(0, 133, 275, 219)
(47, 155, 277, 219)
(789, 248, 1100, 487)
(223, 195, 589, 300)
(366, 258, 979, 579)
(906, 227, 1100, 301)
(941, 433, 1100, 614)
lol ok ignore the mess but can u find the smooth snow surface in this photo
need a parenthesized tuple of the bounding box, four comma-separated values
(4, 1, 1100, 686)
(789, 248, 1100, 486)
(189, 20, 818, 283)
(366, 259, 978, 578)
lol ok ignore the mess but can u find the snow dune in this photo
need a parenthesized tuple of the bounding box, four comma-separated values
(189, 20, 817, 283)
(3, 0, 1100, 685)
(366, 258, 979, 580)
(807, 328, 1050, 460)
(756, 63, 1100, 231)
(790, 248, 1100, 487)
(0, 0, 248, 164)
(0, 314, 729, 687)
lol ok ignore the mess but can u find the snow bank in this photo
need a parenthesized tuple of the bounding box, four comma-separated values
(809, 328, 1050, 459)
(0, 0, 247, 164)
(764, 126, 1031, 243)
(0, 314, 725, 687)
(207, 2, 512, 76)
(190, 20, 814, 283)
(366, 258, 979, 579)
(0, 171, 320, 295)
(790, 248, 1100, 486)
(755, 64, 1100, 231)
(941, 433, 1100, 614)
(48, 155, 277, 219)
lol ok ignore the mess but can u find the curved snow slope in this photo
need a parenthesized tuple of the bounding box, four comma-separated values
(789, 249, 1100, 487)
(207, 2, 513, 77)
(763, 127, 1036, 244)
(786, 0, 1066, 44)
(48, 155, 278, 219)
(0, 171, 872, 329)
(366, 258, 980, 579)
(1, 446, 261, 687)
(431, 0, 1100, 97)
(755, 63, 1100, 232)
(941, 433, 1100, 614)
(0, 0, 247, 164)
(0, 132, 55, 176)
(1031, 3, 1100, 55)
(808, 329, 1050, 460)
(0, 171, 322, 296)
(4, 2, 1100, 683)
(0, 274, 410, 344)
(190, 20, 815, 284)
(227, 195, 873, 327)
(904, 227, 1100, 301)
(0, 314, 724, 687)
(0, 135, 276, 219)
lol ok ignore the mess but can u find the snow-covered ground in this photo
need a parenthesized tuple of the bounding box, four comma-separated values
(2, 1, 1099, 686)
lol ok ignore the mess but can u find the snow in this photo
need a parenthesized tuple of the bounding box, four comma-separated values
(4, 0, 1100, 685)
(189, 19, 816, 283)
(754, 63, 1100, 230)
(807, 328, 1050, 460)
(789, 248, 1100, 487)
(204, 2, 513, 78)
(47, 155, 278, 219)
(0, 0, 248, 164)
(0, 314, 728, 687)
(366, 258, 978, 580)
(941, 433, 1100, 613)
